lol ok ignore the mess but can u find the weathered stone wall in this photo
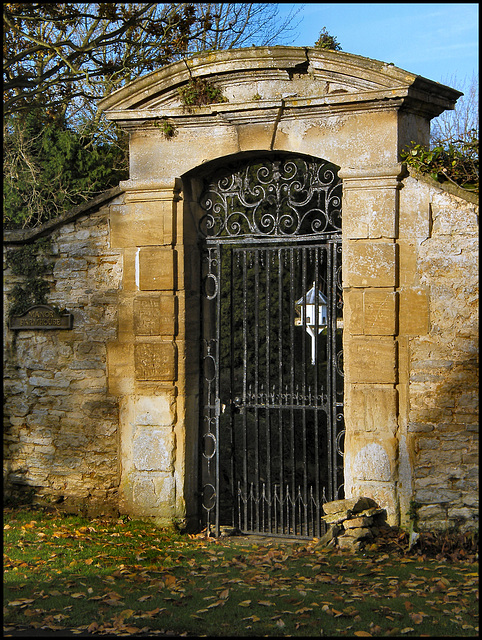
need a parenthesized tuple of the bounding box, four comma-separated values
(4, 47, 477, 535)
(401, 174, 478, 532)
(3, 192, 124, 515)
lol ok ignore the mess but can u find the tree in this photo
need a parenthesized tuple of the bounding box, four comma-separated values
(3, 3, 302, 126)
(4, 110, 127, 228)
(430, 73, 479, 147)
(3, 3, 302, 228)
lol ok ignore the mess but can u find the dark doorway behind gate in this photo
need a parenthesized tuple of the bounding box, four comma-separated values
(198, 154, 344, 538)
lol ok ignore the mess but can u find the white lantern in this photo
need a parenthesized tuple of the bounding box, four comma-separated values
(295, 282, 328, 365)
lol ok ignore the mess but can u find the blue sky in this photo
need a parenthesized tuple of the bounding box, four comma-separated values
(280, 3, 478, 90)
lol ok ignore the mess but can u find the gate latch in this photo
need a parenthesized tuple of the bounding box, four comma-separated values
(231, 396, 244, 414)
(295, 282, 328, 365)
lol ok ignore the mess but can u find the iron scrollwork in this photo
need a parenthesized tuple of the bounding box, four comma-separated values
(200, 155, 342, 239)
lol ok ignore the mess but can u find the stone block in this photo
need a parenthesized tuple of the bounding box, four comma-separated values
(363, 289, 397, 335)
(122, 248, 138, 292)
(341, 526, 373, 540)
(343, 289, 363, 335)
(415, 488, 461, 504)
(343, 185, 397, 239)
(110, 200, 174, 248)
(399, 287, 429, 335)
(134, 295, 177, 336)
(351, 441, 397, 483)
(322, 496, 377, 515)
(134, 342, 177, 381)
(125, 471, 177, 516)
(107, 343, 133, 378)
(343, 515, 374, 529)
(346, 385, 398, 435)
(138, 247, 177, 291)
(322, 511, 351, 524)
(398, 176, 431, 239)
(132, 394, 174, 427)
(344, 337, 397, 383)
(398, 241, 419, 287)
(343, 242, 397, 288)
(133, 427, 175, 471)
(337, 536, 363, 550)
(345, 482, 399, 526)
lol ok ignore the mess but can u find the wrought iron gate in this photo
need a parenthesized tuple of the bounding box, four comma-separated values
(198, 154, 344, 538)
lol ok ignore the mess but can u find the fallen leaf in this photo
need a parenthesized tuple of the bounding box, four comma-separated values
(164, 574, 176, 587)
(104, 599, 125, 607)
(410, 613, 424, 624)
(120, 609, 135, 619)
(138, 595, 152, 602)
(276, 619, 286, 628)
(258, 600, 275, 606)
(238, 600, 252, 607)
(354, 631, 372, 637)
(8, 599, 35, 607)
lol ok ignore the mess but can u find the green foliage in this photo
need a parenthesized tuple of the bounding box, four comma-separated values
(178, 77, 228, 110)
(401, 130, 479, 194)
(4, 111, 128, 228)
(155, 118, 177, 139)
(5, 239, 52, 317)
(314, 27, 342, 51)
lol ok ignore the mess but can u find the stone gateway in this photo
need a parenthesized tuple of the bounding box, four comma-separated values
(3, 47, 478, 535)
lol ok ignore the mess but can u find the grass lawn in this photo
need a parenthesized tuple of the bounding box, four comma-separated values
(3, 507, 478, 637)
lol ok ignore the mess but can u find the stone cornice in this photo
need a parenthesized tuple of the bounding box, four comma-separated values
(98, 46, 461, 124)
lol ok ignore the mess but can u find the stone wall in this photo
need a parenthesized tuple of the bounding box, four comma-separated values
(3, 190, 124, 515)
(3, 46, 478, 534)
(403, 174, 478, 532)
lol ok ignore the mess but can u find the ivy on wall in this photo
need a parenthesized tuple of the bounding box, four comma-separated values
(401, 131, 479, 194)
(5, 239, 52, 318)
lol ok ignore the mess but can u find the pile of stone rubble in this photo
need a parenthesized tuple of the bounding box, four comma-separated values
(319, 496, 389, 550)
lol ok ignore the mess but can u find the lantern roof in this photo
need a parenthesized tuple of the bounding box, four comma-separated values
(296, 283, 328, 306)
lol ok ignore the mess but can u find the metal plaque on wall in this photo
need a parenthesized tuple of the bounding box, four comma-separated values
(9, 305, 74, 330)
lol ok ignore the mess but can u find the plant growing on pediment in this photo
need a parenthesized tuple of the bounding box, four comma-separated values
(156, 118, 177, 139)
(314, 27, 342, 51)
(178, 77, 228, 111)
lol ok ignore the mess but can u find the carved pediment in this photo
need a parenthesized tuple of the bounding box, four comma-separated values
(99, 46, 461, 121)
